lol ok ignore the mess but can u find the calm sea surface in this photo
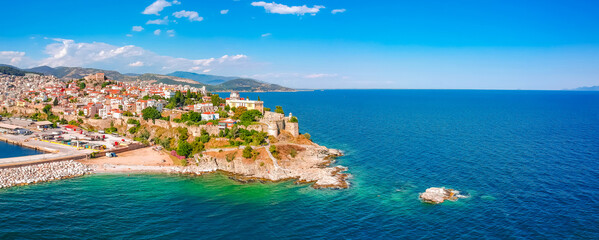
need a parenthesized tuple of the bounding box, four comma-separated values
(0, 141, 43, 158)
(1, 90, 598, 239)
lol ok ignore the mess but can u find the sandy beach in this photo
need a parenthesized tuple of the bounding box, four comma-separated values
(78, 147, 176, 173)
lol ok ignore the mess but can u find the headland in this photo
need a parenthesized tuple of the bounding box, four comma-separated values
(0, 72, 349, 189)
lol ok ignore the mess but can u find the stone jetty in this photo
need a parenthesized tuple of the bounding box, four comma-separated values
(419, 187, 467, 204)
(0, 161, 91, 189)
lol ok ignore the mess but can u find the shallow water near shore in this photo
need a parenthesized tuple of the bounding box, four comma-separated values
(1, 90, 599, 239)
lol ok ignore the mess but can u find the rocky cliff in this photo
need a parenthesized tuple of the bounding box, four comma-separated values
(189, 143, 349, 189)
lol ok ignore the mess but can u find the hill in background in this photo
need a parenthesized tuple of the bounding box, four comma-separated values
(166, 71, 237, 85)
(0, 64, 293, 92)
(572, 86, 599, 91)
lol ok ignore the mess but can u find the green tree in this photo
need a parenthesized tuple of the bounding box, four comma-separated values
(239, 110, 263, 125)
(199, 129, 211, 143)
(78, 82, 86, 89)
(141, 107, 161, 120)
(52, 97, 58, 106)
(177, 140, 192, 157)
(42, 104, 52, 116)
(191, 138, 205, 155)
(232, 106, 247, 120)
(165, 102, 176, 109)
(289, 116, 298, 123)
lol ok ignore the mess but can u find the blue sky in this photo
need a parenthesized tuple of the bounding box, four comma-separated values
(1, 0, 598, 89)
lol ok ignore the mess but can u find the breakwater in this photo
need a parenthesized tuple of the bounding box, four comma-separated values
(0, 160, 91, 189)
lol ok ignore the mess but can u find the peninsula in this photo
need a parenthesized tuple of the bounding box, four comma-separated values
(0, 71, 349, 189)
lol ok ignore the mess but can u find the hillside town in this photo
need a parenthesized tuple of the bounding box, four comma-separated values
(0, 71, 349, 190)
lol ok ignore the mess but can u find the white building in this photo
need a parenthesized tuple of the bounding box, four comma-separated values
(201, 112, 219, 121)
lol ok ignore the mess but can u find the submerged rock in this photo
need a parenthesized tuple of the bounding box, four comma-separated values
(419, 187, 466, 204)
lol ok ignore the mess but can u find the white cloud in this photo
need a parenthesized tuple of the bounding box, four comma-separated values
(166, 29, 175, 37)
(251, 1, 324, 15)
(220, 9, 229, 14)
(146, 17, 169, 25)
(0, 51, 26, 65)
(132, 26, 144, 32)
(305, 73, 338, 78)
(142, 0, 176, 15)
(126, 34, 133, 37)
(173, 10, 203, 22)
(2, 39, 249, 74)
(129, 61, 144, 67)
(261, 33, 271, 37)
(203, 69, 211, 73)
(331, 9, 346, 14)
(154, 29, 162, 36)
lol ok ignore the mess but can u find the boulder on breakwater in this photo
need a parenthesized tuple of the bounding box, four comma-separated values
(419, 187, 467, 204)
(0, 161, 91, 189)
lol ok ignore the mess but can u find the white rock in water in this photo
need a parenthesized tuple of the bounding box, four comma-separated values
(419, 187, 464, 204)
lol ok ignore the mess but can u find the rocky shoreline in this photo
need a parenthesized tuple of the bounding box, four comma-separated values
(0, 143, 350, 190)
(0, 161, 91, 189)
(193, 144, 350, 189)
(85, 144, 350, 189)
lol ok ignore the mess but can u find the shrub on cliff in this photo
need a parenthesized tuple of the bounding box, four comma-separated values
(303, 133, 311, 140)
(290, 148, 297, 158)
(269, 145, 279, 159)
(177, 127, 189, 141)
(289, 116, 298, 123)
(275, 106, 284, 115)
(242, 146, 254, 158)
(127, 119, 140, 125)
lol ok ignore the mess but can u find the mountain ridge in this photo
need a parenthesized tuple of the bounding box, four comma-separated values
(572, 86, 599, 91)
(0, 64, 293, 92)
(166, 71, 237, 85)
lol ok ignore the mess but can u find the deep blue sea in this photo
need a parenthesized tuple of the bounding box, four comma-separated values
(0, 141, 43, 158)
(1, 90, 598, 239)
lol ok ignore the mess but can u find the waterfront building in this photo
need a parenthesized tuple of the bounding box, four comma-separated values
(225, 92, 264, 113)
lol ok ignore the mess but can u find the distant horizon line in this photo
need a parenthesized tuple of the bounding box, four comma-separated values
(2, 63, 597, 91)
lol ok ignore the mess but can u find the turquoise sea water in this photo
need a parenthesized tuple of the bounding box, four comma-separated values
(1, 90, 598, 239)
